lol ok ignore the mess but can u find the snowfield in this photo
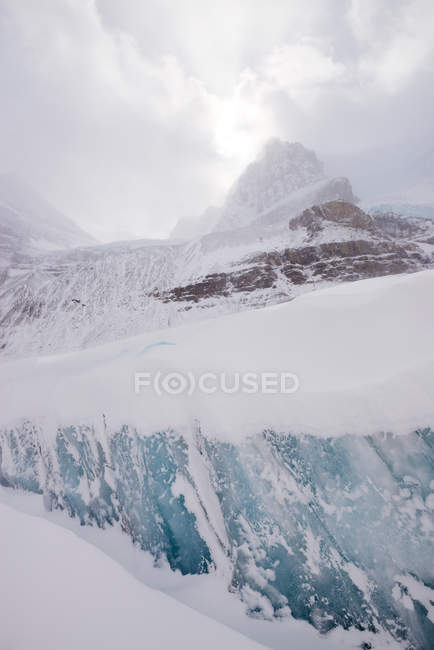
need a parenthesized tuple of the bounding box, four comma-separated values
(1, 269, 433, 439)
(0, 499, 266, 650)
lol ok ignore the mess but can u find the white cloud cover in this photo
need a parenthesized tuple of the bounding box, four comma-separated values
(0, 0, 433, 239)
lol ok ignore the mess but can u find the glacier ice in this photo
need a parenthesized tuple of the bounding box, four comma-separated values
(1, 421, 433, 648)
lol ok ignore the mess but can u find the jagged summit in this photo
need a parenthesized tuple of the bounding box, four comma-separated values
(259, 138, 323, 173)
(0, 152, 432, 359)
(170, 139, 355, 239)
(214, 139, 352, 232)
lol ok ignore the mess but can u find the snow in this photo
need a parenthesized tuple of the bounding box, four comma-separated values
(170, 206, 221, 240)
(215, 140, 326, 231)
(0, 184, 364, 358)
(3, 141, 428, 360)
(0, 489, 403, 650)
(0, 172, 96, 253)
(344, 563, 373, 602)
(0, 269, 433, 439)
(392, 575, 434, 623)
(0, 498, 265, 650)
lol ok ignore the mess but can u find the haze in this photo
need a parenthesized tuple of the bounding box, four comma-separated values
(0, 0, 433, 241)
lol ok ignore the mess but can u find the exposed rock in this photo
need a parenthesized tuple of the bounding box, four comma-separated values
(161, 237, 427, 303)
(290, 201, 378, 239)
(1, 146, 433, 358)
(252, 177, 356, 229)
(2, 194, 432, 358)
(158, 202, 432, 304)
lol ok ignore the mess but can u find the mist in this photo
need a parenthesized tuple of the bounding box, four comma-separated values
(0, 0, 433, 240)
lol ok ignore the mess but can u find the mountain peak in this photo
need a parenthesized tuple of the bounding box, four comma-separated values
(213, 140, 330, 232)
(260, 138, 322, 168)
(0, 172, 96, 259)
(252, 138, 324, 179)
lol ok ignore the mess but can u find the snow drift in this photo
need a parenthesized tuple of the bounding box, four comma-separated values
(1, 270, 433, 439)
(0, 500, 265, 650)
(1, 271, 434, 648)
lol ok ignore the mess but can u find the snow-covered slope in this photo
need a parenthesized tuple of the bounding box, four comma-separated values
(1, 269, 433, 437)
(1, 142, 432, 359)
(0, 173, 96, 263)
(1, 199, 432, 358)
(1, 272, 433, 649)
(170, 139, 355, 238)
(170, 206, 222, 240)
(0, 500, 265, 650)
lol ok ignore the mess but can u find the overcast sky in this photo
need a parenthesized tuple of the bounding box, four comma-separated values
(1, 0, 433, 240)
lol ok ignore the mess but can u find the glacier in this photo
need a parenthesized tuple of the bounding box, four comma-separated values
(1, 271, 433, 649)
(1, 422, 433, 649)
(0, 500, 267, 650)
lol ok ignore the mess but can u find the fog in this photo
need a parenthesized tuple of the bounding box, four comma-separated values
(0, 0, 433, 240)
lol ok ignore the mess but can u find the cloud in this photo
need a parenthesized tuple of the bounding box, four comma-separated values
(263, 42, 346, 96)
(0, 0, 433, 239)
(350, 0, 434, 92)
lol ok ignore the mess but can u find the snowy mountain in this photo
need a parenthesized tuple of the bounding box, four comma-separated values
(1, 271, 433, 649)
(170, 139, 355, 238)
(0, 142, 432, 359)
(214, 139, 355, 232)
(0, 198, 432, 358)
(1, 143, 433, 649)
(0, 173, 96, 264)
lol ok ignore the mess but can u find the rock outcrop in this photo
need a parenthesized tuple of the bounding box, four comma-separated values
(1, 137, 433, 361)
(159, 202, 431, 304)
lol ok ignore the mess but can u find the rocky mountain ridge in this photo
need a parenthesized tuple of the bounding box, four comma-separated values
(156, 201, 432, 303)
(171, 139, 356, 239)
(1, 197, 432, 358)
(1, 142, 433, 358)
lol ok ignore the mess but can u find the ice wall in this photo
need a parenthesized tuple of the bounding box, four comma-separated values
(1, 422, 433, 648)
